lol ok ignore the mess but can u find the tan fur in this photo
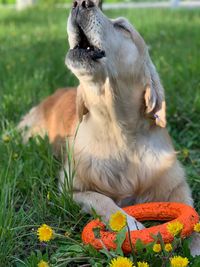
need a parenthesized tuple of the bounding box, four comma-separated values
(18, 2, 200, 252)
(18, 88, 78, 154)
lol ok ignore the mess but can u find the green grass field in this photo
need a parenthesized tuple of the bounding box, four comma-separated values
(0, 6, 200, 266)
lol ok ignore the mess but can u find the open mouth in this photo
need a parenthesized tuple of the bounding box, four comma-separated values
(71, 26, 106, 61)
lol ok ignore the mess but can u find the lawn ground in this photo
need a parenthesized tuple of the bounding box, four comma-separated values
(0, 6, 200, 267)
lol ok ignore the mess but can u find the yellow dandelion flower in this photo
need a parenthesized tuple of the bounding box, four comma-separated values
(64, 231, 71, 237)
(137, 261, 149, 267)
(170, 256, 189, 267)
(182, 148, 189, 158)
(13, 153, 19, 160)
(2, 135, 10, 143)
(153, 243, 161, 253)
(38, 260, 49, 267)
(165, 243, 173, 252)
(109, 256, 134, 267)
(109, 211, 127, 232)
(167, 221, 183, 236)
(37, 224, 54, 242)
(194, 222, 200, 233)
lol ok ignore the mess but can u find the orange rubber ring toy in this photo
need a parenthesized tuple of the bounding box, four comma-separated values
(82, 202, 199, 253)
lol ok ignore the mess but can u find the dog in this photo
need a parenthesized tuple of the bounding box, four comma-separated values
(18, 0, 200, 255)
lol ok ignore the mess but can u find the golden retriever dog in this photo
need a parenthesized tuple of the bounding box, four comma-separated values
(18, 0, 200, 255)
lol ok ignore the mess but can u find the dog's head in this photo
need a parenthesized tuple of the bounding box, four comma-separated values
(65, 0, 166, 128)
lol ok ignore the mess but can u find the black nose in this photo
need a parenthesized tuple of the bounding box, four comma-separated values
(73, 0, 95, 9)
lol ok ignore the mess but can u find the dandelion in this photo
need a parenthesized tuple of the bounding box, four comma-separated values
(170, 256, 189, 267)
(2, 134, 10, 143)
(13, 153, 19, 160)
(167, 221, 183, 236)
(38, 260, 49, 267)
(109, 256, 134, 267)
(194, 222, 200, 233)
(182, 148, 189, 158)
(164, 243, 173, 252)
(109, 211, 127, 232)
(137, 261, 149, 267)
(153, 243, 161, 253)
(37, 224, 54, 242)
(64, 231, 71, 237)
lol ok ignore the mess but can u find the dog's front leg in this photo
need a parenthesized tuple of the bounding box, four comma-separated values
(73, 191, 144, 231)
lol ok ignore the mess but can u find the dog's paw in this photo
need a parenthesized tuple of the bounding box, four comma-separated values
(126, 215, 145, 231)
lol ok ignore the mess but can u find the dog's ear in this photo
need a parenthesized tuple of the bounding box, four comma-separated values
(144, 58, 166, 128)
(76, 89, 88, 123)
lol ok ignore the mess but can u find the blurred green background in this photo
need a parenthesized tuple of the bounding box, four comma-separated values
(0, 0, 181, 3)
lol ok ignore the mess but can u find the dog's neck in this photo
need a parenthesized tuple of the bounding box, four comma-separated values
(77, 78, 149, 147)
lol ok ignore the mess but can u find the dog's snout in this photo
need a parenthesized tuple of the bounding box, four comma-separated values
(73, 0, 94, 9)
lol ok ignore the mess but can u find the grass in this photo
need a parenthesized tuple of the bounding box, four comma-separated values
(0, 6, 200, 267)
(0, 0, 174, 5)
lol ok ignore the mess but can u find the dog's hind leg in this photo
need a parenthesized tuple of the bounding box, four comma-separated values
(18, 105, 46, 143)
(150, 160, 194, 206)
(167, 180, 193, 206)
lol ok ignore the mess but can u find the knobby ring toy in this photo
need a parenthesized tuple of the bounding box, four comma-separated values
(82, 202, 199, 253)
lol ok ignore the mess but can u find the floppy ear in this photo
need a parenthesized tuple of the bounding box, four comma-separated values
(76, 88, 88, 123)
(144, 58, 166, 128)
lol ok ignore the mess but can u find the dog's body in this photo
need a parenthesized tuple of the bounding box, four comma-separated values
(18, 0, 200, 254)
